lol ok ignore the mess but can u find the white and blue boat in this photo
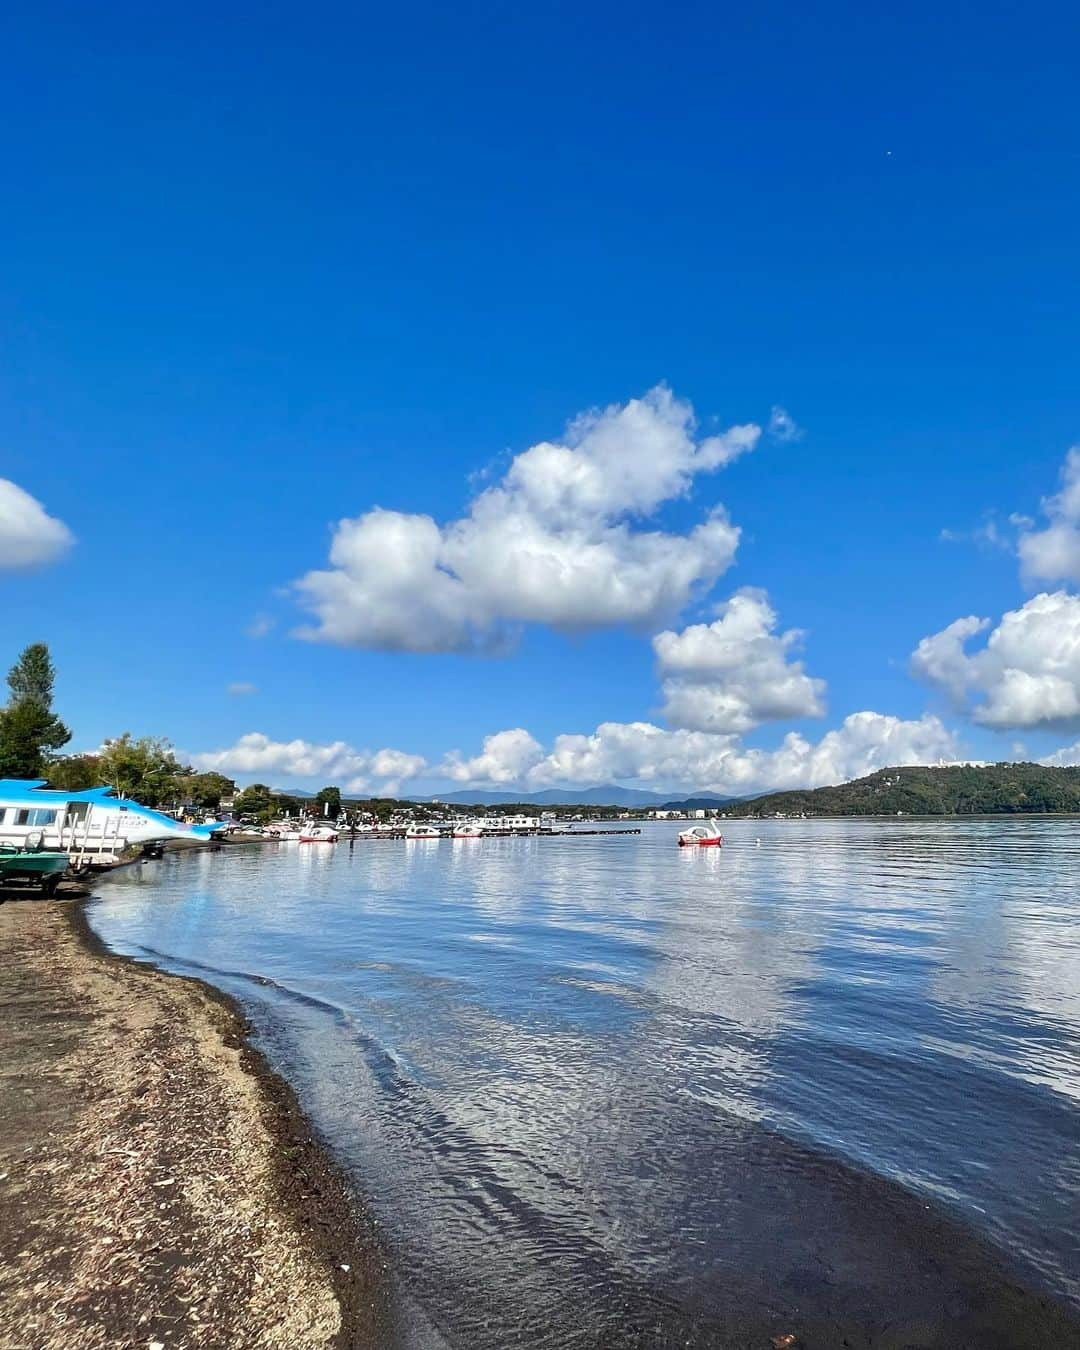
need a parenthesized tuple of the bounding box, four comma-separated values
(0, 779, 225, 866)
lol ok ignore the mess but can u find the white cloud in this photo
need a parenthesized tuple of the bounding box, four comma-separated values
(0, 478, 74, 569)
(912, 592, 1080, 729)
(939, 516, 1010, 550)
(910, 615, 991, 703)
(292, 386, 761, 653)
(443, 728, 544, 784)
(227, 682, 258, 696)
(1017, 447, 1080, 586)
(654, 588, 825, 734)
(195, 706, 956, 800)
(438, 711, 955, 795)
(1040, 740, 1080, 767)
(191, 732, 427, 795)
(767, 406, 802, 442)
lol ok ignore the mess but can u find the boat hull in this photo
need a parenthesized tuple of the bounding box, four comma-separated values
(0, 849, 70, 892)
(678, 836, 723, 847)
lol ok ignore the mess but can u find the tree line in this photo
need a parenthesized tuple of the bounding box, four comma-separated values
(725, 762, 1080, 817)
(0, 642, 346, 818)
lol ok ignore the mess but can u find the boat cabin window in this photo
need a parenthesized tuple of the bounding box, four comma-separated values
(13, 808, 58, 827)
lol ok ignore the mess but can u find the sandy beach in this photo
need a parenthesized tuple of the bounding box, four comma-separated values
(0, 895, 389, 1350)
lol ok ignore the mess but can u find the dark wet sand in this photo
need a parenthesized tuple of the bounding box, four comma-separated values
(0, 896, 391, 1349)
(2, 893, 1079, 1350)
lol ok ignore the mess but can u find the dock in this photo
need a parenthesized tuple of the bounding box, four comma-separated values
(330, 827, 642, 841)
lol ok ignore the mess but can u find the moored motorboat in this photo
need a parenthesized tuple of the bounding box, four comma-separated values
(406, 825, 442, 840)
(677, 820, 724, 848)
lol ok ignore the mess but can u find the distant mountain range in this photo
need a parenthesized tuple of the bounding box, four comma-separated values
(273, 765, 1080, 815)
(420, 786, 734, 808)
(271, 783, 735, 808)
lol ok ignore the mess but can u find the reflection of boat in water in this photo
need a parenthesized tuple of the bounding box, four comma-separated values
(299, 825, 339, 844)
(406, 825, 442, 840)
(0, 840, 70, 894)
(452, 823, 485, 838)
(678, 820, 723, 848)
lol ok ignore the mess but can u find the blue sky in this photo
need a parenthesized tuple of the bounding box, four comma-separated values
(3, 0, 1080, 794)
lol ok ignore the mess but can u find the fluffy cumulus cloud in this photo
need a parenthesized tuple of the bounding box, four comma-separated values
(440, 711, 955, 795)
(1017, 447, 1080, 586)
(654, 588, 825, 734)
(292, 386, 761, 652)
(0, 478, 74, 569)
(912, 591, 1080, 728)
(192, 732, 427, 795)
(443, 728, 545, 784)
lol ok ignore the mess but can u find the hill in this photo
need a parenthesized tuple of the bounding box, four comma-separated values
(661, 795, 745, 811)
(725, 762, 1080, 817)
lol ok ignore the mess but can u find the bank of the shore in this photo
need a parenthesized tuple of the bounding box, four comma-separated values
(7, 875, 1080, 1350)
(0, 896, 391, 1350)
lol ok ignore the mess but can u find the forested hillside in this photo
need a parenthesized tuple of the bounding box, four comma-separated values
(726, 763, 1080, 817)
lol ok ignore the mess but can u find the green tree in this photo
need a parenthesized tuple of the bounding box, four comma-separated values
(179, 771, 236, 810)
(0, 643, 72, 778)
(234, 783, 277, 821)
(98, 734, 185, 807)
(8, 643, 58, 703)
(315, 785, 341, 818)
(47, 753, 103, 791)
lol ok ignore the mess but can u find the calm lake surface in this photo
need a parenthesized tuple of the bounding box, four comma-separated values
(87, 819, 1080, 1345)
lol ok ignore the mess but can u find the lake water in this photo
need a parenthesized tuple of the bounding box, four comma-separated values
(87, 819, 1080, 1346)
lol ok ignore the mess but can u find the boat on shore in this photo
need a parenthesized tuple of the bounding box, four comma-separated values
(678, 820, 724, 848)
(0, 779, 225, 867)
(0, 842, 71, 894)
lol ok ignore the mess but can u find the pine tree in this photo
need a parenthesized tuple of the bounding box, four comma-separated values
(0, 643, 72, 778)
(7, 643, 57, 704)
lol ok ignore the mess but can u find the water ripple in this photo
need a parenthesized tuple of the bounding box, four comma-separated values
(89, 818, 1080, 1343)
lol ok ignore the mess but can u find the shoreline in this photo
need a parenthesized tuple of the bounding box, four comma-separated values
(4, 882, 1080, 1349)
(0, 894, 393, 1350)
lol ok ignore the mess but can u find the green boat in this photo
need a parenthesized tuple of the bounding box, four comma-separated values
(0, 844, 70, 895)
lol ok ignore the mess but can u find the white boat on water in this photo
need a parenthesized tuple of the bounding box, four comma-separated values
(0, 778, 224, 866)
(452, 823, 486, 838)
(677, 820, 724, 848)
(299, 825, 339, 843)
(406, 824, 442, 840)
(264, 823, 303, 840)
